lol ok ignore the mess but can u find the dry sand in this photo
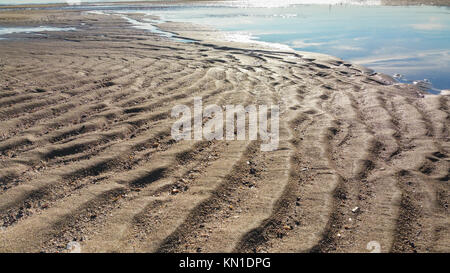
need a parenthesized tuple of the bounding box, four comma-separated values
(0, 7, 448, 253)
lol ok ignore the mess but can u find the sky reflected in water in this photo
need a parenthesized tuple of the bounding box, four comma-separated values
(142, 4, 450, 90)
(1, 2, 449, 90)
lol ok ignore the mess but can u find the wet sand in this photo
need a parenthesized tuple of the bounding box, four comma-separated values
(0, 6, 448, 253)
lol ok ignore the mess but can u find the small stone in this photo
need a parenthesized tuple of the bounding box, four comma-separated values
(283, 225, 292, 230)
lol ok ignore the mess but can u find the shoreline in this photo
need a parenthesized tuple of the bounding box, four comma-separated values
(0, 6, 448, 253)
(1, 0, 450, 9)
(109, 11, 450, 94)
(1, 4, 446, 94)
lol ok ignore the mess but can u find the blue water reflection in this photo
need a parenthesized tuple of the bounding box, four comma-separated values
(1, 2, 448, 90)
(143, 4, 450, 90)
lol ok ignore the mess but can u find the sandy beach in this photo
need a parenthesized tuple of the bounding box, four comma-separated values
(0, 4, 448, 253)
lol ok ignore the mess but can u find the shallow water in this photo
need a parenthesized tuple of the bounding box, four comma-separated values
(0, 26, 76, 35)
(2, 1, 449, 91)
(118, 14, 193, 43)
(130, 4, 449, 91)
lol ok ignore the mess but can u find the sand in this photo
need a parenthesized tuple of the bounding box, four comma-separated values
(0, 6, 448, 253)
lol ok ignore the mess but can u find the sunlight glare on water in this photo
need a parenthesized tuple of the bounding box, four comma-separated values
(135, 4, 449, 91)
(212, 0, 381, 8)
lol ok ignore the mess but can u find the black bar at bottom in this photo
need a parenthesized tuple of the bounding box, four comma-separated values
(0, 253, 444, 272)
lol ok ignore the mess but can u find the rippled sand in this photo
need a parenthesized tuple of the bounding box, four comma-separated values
(0, 6, 448, 253)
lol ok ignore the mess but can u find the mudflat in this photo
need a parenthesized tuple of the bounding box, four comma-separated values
(0, 6, 448, 253)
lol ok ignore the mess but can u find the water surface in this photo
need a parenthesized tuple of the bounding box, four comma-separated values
(0, 26, 76, 35)
(1, 1, 449, 91)
(138, 4, 450, 91)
